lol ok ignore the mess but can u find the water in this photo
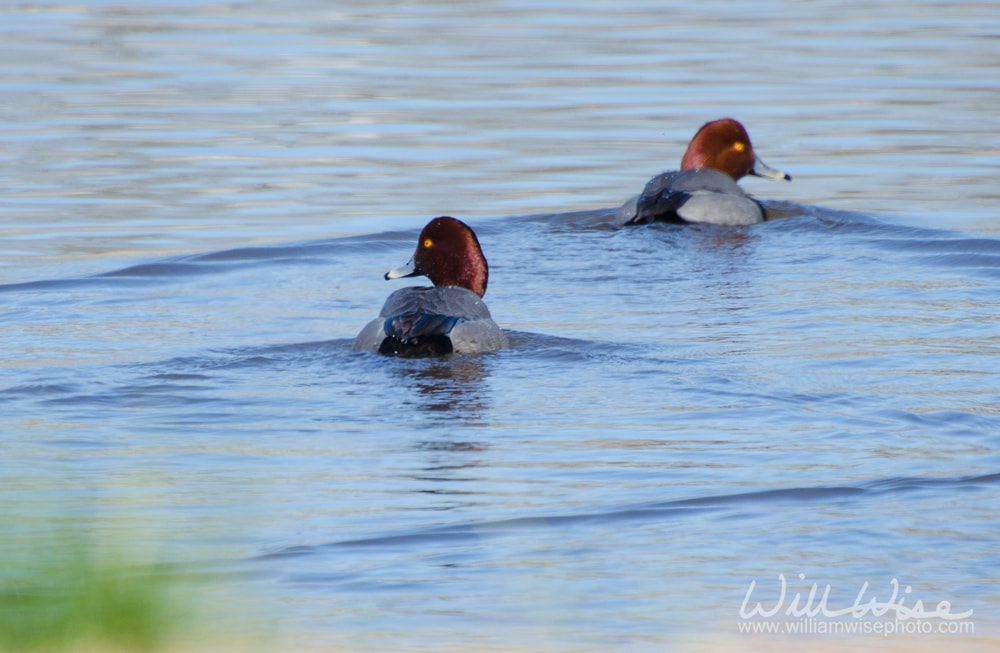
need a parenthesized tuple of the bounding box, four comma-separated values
(2, 1, 999, 650)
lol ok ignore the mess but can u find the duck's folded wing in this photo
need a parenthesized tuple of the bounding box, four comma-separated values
(621, 170, 687, 225)
(631, 188, 692, 225)
(384, 313, 461, 342)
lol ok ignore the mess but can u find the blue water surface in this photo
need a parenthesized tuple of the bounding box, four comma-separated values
(2, 1, 999, 651)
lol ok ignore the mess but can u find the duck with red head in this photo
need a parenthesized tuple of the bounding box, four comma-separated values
(353, 217, 508, 357)
(616, 118, 791, 226)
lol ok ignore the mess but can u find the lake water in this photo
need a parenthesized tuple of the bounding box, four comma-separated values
(2, 1, 998, 651)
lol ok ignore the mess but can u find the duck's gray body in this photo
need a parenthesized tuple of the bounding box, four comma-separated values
(615, 168, 766, 227)
(353, 285, 508, 356)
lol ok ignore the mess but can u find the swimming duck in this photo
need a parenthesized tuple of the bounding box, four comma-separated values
(616, 118, 791, 226)
(353, 216, 508, 357)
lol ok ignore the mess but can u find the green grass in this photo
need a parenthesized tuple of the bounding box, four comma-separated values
(0, 534, 191, 653)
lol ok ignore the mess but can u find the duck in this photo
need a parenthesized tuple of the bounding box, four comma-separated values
(615, 118, 791, 227)
(353, 216, 509, 357)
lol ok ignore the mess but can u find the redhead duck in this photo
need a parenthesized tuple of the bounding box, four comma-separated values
(353, 216, 508, 356)
(615, 118, 791, 226)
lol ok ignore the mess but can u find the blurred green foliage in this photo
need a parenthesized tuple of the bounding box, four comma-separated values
(0, 533, 189, 652)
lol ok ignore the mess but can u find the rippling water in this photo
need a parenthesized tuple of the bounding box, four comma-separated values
(2, 1, 999, 651)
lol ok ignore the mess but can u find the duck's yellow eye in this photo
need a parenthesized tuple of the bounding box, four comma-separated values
(733, 141, 746, 152)
(423, 238, 433, 249)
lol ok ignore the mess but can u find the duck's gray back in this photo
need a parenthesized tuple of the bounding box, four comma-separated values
(380, 286, 491, 321)
(616, 168, 765, 226)
(353, 286, 507, 355)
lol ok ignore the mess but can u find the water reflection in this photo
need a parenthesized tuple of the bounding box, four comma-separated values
(410, 440, 487, 499)
(380, 357, 496, 495)
(391, 355, 494, 422)
(677, 224, 760, 302)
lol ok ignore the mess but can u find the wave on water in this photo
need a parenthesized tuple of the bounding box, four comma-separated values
(0, 230, 421, 295)
(258, 472, 1000, 558)
(3, 201, 999, 297)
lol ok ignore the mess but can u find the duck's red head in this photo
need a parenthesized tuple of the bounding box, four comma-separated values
(680, 118, 790, 182)
(385, 216, 489, 297)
